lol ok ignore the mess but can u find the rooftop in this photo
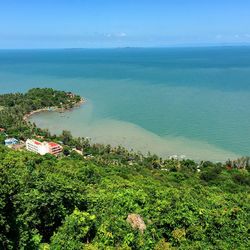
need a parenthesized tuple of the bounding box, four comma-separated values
(5, 138, 18, 142)
(48, 142, 60, 147)
(34, 140, 42, 145)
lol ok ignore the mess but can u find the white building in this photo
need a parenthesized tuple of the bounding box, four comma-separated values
(26, 139, 62, 156)
(47, 142, 63, 155)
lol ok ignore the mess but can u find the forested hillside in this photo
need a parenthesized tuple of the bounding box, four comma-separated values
(0, 88, 81, 140)
(0, 89, 249, 249)
(1, 146, 250, 249)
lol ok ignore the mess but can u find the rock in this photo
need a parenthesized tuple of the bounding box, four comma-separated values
(126, 214, 146, 233)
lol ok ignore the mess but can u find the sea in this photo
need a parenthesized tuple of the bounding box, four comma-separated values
(0, 47, 250, 161)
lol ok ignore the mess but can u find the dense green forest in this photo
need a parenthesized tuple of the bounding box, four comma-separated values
(0, 89, 250, 249)
(1, 146, 250, 249)
(0, 88, 81, 140)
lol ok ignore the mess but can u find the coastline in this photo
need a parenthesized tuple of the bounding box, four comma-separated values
(23, 97, 85, 122)
(29, 112, 240, 163)
(25, 95, 241, 162)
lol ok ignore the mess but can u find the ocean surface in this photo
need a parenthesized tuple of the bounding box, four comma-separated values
(0, 47, 250, 161)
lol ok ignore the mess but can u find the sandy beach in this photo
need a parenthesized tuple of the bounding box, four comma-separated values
(23, 97, 85, 122)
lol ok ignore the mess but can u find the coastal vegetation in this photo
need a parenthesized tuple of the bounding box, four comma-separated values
(0, 88, 249, 249)
(0, 88, 81, 140)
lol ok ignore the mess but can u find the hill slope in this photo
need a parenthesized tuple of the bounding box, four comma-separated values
(0, 146, 249, 249)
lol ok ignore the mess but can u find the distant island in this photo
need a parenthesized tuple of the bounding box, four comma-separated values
(0, 88, 249, 249)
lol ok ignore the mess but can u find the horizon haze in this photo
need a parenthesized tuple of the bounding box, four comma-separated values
(1, 0, 250, 49)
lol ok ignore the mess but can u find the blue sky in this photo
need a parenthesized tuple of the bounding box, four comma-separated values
(1, 0, 250, 48)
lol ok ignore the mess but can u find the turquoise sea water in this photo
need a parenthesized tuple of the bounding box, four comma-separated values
(0, 47, 250, 161)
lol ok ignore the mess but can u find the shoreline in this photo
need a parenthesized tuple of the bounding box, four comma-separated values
(29, 112, 240, 163)
(23, 97, 85, 122)
(23, 96, 241, 163)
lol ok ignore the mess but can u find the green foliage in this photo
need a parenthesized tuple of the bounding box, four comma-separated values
(0, 133, 5, 144)
(50, 209, 96, 250)
(0, 146, 249, 249)
(232, 171, 250, 185)
(154, 239, 174, 250)
(200, 162, 223, 182)
(0, 88, 81, 140)
(0, 88, 250, 249)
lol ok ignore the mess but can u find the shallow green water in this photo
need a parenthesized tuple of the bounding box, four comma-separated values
(0, 47, 250, 161)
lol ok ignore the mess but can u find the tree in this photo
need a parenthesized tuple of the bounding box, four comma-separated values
(61, 130, 73, 146)
(49, 209, 96, 250)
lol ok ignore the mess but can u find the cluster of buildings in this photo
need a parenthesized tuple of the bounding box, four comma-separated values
(25, 139, 63, 156)
(2, 133, 63, 156)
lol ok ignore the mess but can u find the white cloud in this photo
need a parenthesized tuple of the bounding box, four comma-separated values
(117, 32, 127, 37)
(103, 32, 127, 38)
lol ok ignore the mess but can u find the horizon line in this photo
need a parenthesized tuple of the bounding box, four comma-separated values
(1, 43, 250, 50)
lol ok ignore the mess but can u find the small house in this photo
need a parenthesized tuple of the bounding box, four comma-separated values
(5, 138, 18, 146)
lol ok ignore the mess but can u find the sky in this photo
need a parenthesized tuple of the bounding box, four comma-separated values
(0, 0, 250, 48)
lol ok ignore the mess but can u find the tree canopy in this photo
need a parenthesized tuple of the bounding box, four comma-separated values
(0, 145, 250, 249)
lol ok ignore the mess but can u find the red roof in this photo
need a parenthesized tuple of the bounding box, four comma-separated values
(48, 142, 60, 148)
(34, 140, 42, 145)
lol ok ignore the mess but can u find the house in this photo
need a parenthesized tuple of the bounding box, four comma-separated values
(47, 142, 63, 155)
(26, 139, 48, 155)
(26, 139, 63, 156)
(5, 138, 18, 146)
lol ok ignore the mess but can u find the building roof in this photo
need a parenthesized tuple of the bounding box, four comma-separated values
(48, 142, 61, 147)
(34, 140, 42, 145)
(5, 138, 18, 142)
(26, 139, 43, 145)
